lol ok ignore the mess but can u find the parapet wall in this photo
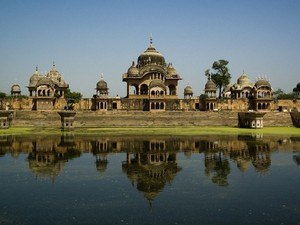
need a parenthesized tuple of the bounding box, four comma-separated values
(11, 110, 293, 128)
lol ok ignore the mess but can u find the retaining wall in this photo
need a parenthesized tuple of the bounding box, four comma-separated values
(11, 110, 293, 128)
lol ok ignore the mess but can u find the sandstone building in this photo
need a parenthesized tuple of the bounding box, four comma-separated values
(27, 64, 69, 110)
(4, 37, 300, 112)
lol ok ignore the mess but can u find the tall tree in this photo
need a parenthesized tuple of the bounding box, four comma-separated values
(205, 59, 231, 98)
(0, 92, 6, 109)
(293, 82, 300, 97)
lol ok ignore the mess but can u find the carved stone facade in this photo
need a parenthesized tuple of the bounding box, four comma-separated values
(27, 64, 69, 110)
(122, 37, 182, 111)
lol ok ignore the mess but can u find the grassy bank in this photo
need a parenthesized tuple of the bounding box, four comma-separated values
(0, 126, 299, 136)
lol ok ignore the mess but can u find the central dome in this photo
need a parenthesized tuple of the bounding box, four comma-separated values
(137, 38, 166, 67)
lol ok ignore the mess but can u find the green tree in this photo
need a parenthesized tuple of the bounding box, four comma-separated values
(64, 89, 82, 103)
(205, 59, 231, 98)
(273, 88, 285, 99)
(293, 82, 300, 97)
(0, 92, 6, 109)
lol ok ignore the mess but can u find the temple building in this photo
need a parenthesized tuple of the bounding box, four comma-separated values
(231, 72, 253, 99)
(204, 76, 217, 110)
(27, 64, 69, 110)
(122, 36, 182, 111)
(250, 78, 273, 110)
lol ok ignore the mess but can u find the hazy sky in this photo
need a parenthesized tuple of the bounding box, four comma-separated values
(0, 0, 299, 98)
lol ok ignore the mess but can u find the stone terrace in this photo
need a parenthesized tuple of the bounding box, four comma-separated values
(11, 111, 293, 128)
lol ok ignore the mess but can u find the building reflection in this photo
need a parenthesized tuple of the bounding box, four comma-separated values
(237, 135, 271, 173)
(91, 139, 110, 174)
(27, 135, 81, 182)
(0, 134, 299, 186)
(122, 140, 181, 203)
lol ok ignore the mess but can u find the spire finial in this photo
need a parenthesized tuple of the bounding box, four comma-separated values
(35, 65, 38, 72)
(150, 33, 153, 45)
(53, 61, 55, 67)
(100, 73, 104, 79)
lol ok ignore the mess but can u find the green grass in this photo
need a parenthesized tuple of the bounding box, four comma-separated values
(0, 126, 299, 137)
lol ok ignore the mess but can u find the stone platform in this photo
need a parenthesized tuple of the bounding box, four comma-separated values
(10, 110, 294, 128)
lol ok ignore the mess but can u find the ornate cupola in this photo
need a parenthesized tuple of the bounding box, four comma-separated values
(96, 74, 109, 97)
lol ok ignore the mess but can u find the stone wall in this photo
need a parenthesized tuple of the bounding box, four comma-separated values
(11, 110, 293, 128)
(3, 97, 300, 112)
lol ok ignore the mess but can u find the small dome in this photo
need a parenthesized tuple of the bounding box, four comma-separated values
(237, 73, 252, 87)
(205, 79, 217, 91)
(184, 85, 193, 95)
(29, 66, 43, 87)
(127, 61, 139, 77)
(255, 79, 271, 89)
(167, 64, 177, 76)
(149, 79, 166, 90)
(97, 79, 108, 91)
(11, 84, 21, 93)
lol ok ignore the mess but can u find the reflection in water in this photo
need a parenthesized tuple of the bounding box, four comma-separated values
(0, 134, 299, 186)
(204, 150, 230, 186)
(27, 134, 81, 182)
(294, 154, 300, 165)
(122, 140, 181, 203)
(0, 133, 300, 225)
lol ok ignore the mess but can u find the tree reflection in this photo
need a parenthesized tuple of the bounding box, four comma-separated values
(293, 154, 300, 165)
(204, 151, 230, 186)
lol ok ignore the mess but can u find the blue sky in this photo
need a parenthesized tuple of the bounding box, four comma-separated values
(0, 0, 299, 97)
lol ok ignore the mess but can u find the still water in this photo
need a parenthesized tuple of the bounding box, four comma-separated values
(0, 134, 300, 225)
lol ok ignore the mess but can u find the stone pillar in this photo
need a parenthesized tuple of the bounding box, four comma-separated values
(0, 110, 13, 129)
(58, 111, 76, 131)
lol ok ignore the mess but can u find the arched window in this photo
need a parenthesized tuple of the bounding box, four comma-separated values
(140, 84, 148, 95)
(156, 102, 159, 109)
(258, 103, 262, 109)
(151, 102, 155, 109)
(168, 84, 176, 95)
(160, 102, 164, 109)
(160, 90, 164, 96)
(129, 84, 138, 95)
(151, 90, 155, 96)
